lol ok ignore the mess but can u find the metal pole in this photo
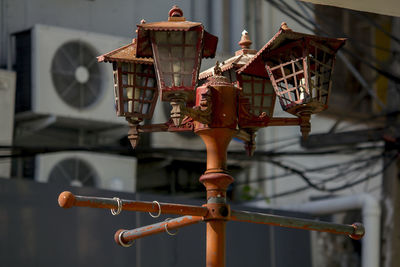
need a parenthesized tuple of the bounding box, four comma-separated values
(206, 220, 226, 267)
(58, 191, 208, 217)
(230, 210, 364, 239)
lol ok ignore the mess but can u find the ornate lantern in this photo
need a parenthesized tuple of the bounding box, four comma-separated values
(199, 30, 277, 155)
(238, 23, 346, 139)
(264, 23, 345, 138)
(236, 31, 276, 127)
(200, 31, 276, 128)
(135, 5, 218, 125)
(98, 39, 158, 147)
(264, 23, 345, 118)
(237, 74, 276, 127)
(58, 10, 365, 267)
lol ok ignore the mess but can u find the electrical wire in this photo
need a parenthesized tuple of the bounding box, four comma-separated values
(256, 134, 299, 147)
(264, 0, 400, 84)
(294, 0, 400, 82)
(265, 152, 383, 192)
(350, 10, 400, 47)
(256, 152, 395, 200)
(234, 152, 382, 186)
(0, 139, 386, 160)
(299, 0, 400, 54)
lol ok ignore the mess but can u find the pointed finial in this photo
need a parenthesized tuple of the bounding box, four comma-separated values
(214, 61, 222, 76)
(169, 5, 184, 18)
(280, 22, 292, 31)
(238, 30, 252, 49)
(140, 19, 146, 24)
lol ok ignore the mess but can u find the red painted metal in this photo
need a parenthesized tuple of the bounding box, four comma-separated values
(195, 75, 237, 131)
(97, 39, 153, 65)
(206, 220, 226, 267)
(58, 191, 208, 217)
(115, 215, 203, 246)
(230, 209, 365, 240)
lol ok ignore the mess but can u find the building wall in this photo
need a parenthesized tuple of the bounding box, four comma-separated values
(0, 69, 15, 178)
(0, 0, 310, 68)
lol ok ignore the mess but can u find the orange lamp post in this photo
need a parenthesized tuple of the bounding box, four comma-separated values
(59, 6, 363, 267)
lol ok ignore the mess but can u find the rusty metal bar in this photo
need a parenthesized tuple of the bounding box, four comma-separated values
(115, 215, 203, 246)
(268, 117, 301, 126)
(58, 191, 208, 217)
(230, 209, 364, 240)
(206, 220, 226, 267)
(138, 123, 169, 132)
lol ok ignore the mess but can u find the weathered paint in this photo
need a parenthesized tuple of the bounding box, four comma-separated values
(115, 215, 203, 245)
(58, 191, 208, 216)
(230, 210, 364, 239)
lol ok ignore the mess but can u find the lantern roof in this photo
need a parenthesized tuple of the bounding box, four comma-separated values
(135, 5, 218, 59)
(199, 53, 256, 80)
(199, 30, 256, 80)
(97, 39, 153, 65)
(237, 22, 346, 78)
(137, 20, 203, 31)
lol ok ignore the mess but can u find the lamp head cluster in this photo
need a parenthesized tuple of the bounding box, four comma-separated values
(98, 6, 346, 154)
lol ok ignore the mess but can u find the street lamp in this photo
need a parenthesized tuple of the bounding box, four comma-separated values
(98, 39, 158, 147)
(59, 7, 362, 267)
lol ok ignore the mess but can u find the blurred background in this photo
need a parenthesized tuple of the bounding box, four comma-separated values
(0, 0, 399, 266)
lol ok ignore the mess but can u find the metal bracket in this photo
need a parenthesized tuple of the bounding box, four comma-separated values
(170, 86, 213, 127)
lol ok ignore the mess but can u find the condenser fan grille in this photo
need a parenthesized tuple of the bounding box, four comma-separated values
(48, 157, 97, 187)
(51, 41, 103, 109)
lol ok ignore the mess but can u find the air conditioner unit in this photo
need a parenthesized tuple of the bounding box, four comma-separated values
(35, 151, 137, 193)
(14, 24, 130, 125)
(150, 101, 244, 150)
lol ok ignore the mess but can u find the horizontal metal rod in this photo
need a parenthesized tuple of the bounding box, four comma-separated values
(115, 215, 203, 246)
(268, 117, 301, 126)
(139, 123, 168, 133)
(58, 191, 208, 217)
(230, 209, 364, 240)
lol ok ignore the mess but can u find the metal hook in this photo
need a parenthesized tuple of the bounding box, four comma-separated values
(164, 218, 178, 236)
(149, 201, 161, 218)
(111, 197, 122, 215)
(118, 230, 134, 247)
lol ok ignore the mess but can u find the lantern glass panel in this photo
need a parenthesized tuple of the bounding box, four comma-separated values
(151, 30, 201, 89)
(112, 62, 119, 112)
(266, 48, 307, 111)
(241, 74, 275, 117)
(116, 62, 157, 118)
(307, 41, 335, 105)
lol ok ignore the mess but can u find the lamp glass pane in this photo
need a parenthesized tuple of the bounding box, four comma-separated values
(307, 42, 334, 105)
(266, 50, 307, 110)
(119, 62, 157, 117)
(152, 30, 201, 90)
(112, 63, 119, 113)
(241, 74, 275, 117)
